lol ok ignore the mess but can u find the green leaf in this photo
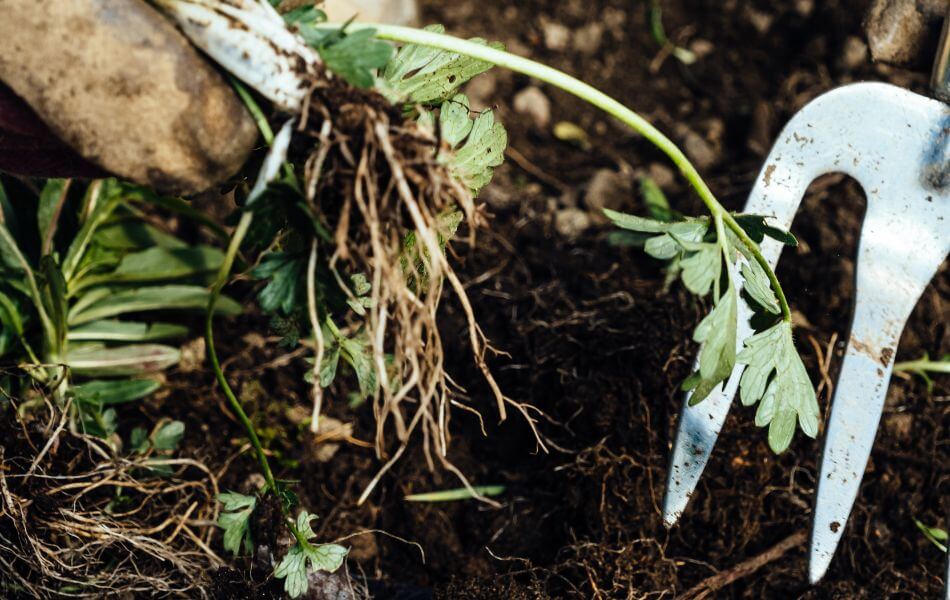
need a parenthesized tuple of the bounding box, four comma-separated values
(37, 179, 69, 254)
(740, 260, 780, 314)
(63, 343, 181, 376)
(62, 179, 125, 282)
(74, 378, 161, 405)
(282, 4, 326, 26)
(253, 252, 307, 315)
(68, 285, 242, 326)
(685, 283, 738, 405)
(439, 95, 506, 193)
(109, 246, 224, 283)
(0, 289, 24, 358)
(318, 29, 394, 88)
(381, 24, 503, 105)
(737, 321, 820, 453)
(319, 342, 341, 387)
(67, 320, 188, 343)
(733, 214, 797, 247)
(639, 176, 679, 222)
(152, 420, 184, 451)
(678, 243, 721, 296)
(39, 256, 68, 350)
(274, 510, 348, 599)
(81, 406, 118, 438)
(92, 220, 187, 250)
(217, 491, 257, 556)
(914, 519, 948, 552)
(644, 222, 709, 260)
(399, 211, 464, 291)
(130, 427, 149, 453)
(405, 485, 505, 502)
(340, 332, 377, 401)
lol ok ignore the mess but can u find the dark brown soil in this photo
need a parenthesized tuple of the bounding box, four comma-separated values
(184, 0, 947, 598)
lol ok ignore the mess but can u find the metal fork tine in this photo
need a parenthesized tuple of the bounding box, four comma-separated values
(810, 195, 949, 581)
(663, 87, 832, 526)
(664, 83, 950, 591)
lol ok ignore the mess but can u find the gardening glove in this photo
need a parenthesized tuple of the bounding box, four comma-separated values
(0, 0, 259, 195)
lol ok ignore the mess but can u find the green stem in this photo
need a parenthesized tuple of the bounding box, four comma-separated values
(205, 212, 312, 549)
(323, 22, 792, 321)
(894, 357, 950, 374)
(209, 83, 313, 549)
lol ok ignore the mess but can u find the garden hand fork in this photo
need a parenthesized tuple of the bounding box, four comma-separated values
(663, 10, 950, 587)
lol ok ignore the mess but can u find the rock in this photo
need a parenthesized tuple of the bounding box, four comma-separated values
(883, 413, 913, 441)
(541, 19, 571, 51)
(574, 22, 605, 55)
(513, 86, 552, 129)
(865, 0, 945, 68)
(647, 163, 675, 189)
(794, 0, 815, 17)
(465, 72, 498, 111)
(681, 128, 718, 172)
(0, 0, 257, 195)
(838, 36, 868, 71)
(602, 8, 627, 32)
(745, 7, 774, 35)
(747, 101, 774, 156)
(554, 207, 593, 240)
(688, 39, 715, 60)
(320, 0, 419, 26)
(584, 169, 633, 221)
(177, 337, 206, 373)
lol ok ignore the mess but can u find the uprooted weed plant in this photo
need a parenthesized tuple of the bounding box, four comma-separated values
(0, 0, 828, 596)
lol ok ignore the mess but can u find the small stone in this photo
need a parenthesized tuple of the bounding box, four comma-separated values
(482, 183, 518, 211)
(465, 72, 497, 111)
(602, 8, 627, 31)
(513, 86, 552, 129)
(688, 39, 715, 60)
(554, 207, 593, 240)
(747, 101, 774, 156)
(865, 0, 941, 68)
(884, 413, 913, 441)
(794, 0, 814, 16)
(647, 163, 675, 189)
(177, 337, 206, 373)
(574, 22, 605, 55)
(838, 36, 868, 71)
(746, 7, 774, 35)
(541, 20, 571, 51)
(681, 128, 718, 171)
(584, 169, 633, 221)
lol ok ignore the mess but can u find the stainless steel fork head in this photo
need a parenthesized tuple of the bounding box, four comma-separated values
(662, 81, 950, 584)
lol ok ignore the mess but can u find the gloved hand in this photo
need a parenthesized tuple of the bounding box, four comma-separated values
(0, 0, 259, 195)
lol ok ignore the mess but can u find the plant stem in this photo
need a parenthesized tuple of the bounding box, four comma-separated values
(207, 83, 313, 549)
(323, 22, 792, 322)
(894, 356, 950, 374)
(205, 211, 313, 549)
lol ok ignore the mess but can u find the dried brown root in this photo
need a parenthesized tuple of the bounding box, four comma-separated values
(0, 398, 220, 598)
(293, 79, 547, 504)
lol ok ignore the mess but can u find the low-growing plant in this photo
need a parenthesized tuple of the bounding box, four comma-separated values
(0, 176, 239, 445)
